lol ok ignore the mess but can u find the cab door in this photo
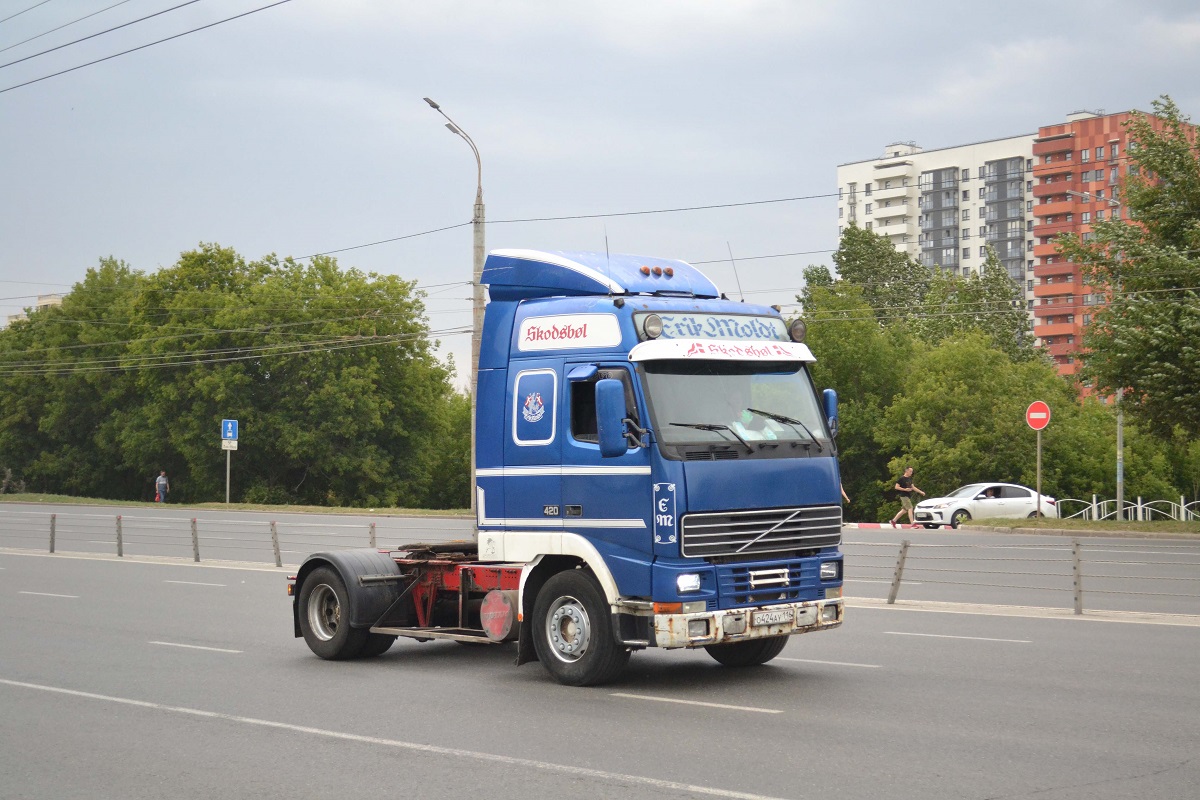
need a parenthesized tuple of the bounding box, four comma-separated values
(501, 362, 563, 525)
(560, 363, 653, 597)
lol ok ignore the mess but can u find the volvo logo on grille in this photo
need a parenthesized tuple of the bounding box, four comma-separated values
(749, 568, 790, 588)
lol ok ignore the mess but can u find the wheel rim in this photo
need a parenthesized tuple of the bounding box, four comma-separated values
(308, 583, 341, 641)
(545, 594, 591, 663)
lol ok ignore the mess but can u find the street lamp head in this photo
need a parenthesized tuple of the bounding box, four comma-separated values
(423, 97, 440, 110)
(445, 122, 461, 135)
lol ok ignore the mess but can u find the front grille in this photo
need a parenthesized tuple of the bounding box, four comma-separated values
(717, 561, 816, 608)
(683, 449, 741, 461)
(680, 505, 842, 558)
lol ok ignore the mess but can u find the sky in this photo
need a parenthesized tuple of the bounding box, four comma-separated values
(2, 0, 1199, 387)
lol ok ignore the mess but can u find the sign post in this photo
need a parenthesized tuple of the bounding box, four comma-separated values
(221, 420, 239, 504)
(1025, 402, 1050, 520)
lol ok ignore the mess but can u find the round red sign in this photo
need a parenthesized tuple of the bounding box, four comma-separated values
(1026, 400, 1051, 431)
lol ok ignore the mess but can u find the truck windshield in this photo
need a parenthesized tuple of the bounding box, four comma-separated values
(641, 360, 829, 447)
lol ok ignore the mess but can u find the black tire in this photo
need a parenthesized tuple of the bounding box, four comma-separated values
(922, 524, 938, 529)
(950, 509, 971, 529)
(298, 566, 369, 660)
(705, 635, 789, 667)
(532, 570, 630, 686)
(358, 633, 396, 657)
(1027, 511, 1041, 519)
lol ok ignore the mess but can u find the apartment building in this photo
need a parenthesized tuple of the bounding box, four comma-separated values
(4, 293, 63, 326)
(1030, 110, 1146, 379)
(837, 134, 1038, 317)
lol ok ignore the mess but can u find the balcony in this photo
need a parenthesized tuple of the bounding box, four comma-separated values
(1043, 341, 1078, 358)
(1034, 199, 1078, 218)
(1033, 260, 1077, 279)
(1034, 280, 1083, 298)
(1032, 221, 1076, 238)
(873, 184, 913, 202)
(919, 252, 959, 268)
(1032, 160, 1075, 179)
(873, 161, 913, 180)
(1032, 181, 1075, 199)
(1033, 135, 1074, 156)
(1033, 241, 1069, 259)
(1034, 321, 1080, 338)
(921, 236, 959, 248)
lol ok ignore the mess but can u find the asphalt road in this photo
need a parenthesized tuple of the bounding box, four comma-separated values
(3, 547, 1200, 799)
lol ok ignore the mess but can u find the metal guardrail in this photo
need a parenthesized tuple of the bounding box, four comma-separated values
(0, 510, 408, 568)
(846, 539, 1200, 614)
(1059, 495, 1200, 522)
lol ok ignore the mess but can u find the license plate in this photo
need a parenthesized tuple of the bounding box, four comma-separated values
(751, 608, 794, 627)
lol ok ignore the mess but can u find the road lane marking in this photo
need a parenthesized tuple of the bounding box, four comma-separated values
(18, 591, 78, 598)
(149, 641, 242, 654)
(610, 692, 783, 714)
(163, 580, 226, 587)
(885, 631, 1030, 643)
(851, 579, 923, 585)
(0, 678, 791, 800)
(776, 657, 882, 668)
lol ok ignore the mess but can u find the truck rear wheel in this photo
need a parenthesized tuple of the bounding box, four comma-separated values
(299, 566, 369, 660)
(705, 635, 789, 667)
(532, 570, 629, 686)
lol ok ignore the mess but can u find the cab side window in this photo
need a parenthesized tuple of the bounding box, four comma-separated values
(570, 367, 638, 443)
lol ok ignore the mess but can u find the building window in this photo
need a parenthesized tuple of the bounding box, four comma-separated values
(1083, 313, 1091, 325)
(839, 187, 844, 199)
(978, 166, 986, 179)
(1081, 149, 1090, 163)
(865, 184, 872, 195)
(1026, 158, 1033, 171)
(962, 168, 970, 181)
(1095, 189, 1104, 200)
(962, 208, 970, 220)
(903, 178, 910, 187)
(865, 221, 872, 230)
(1110, 167, 1118, 184)
(1111, 143, 1119, 159)
(865, 203, 873, 214)
(1027, 280, 1034, 291)
(979, 246, 987, 257)
(884, 181, 892, 189)
(1028, 299, 1035, 309)
(1027, 260, 1034, 270)
(1096, 146, 1104, 160)
(1026, 241, 1033, 251)
(1026, 180, 1033, 192)
(962, 227, 971, 239)
(838, 226, 843, 235)
(1096, 209, 1105, 220)
(1027, 200, 1033, 211)
(1081, 212, 1091, 223)
(962, 190, 969, 201)
(1026, 220, 1034, 231)
(838, 207, 843, 218)
(979, 187, 986, 199)
(963, 247, 970, 259)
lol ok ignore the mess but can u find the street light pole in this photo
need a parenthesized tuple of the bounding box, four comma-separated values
(425, 97, 484, 522)
(1066, 189, 1125, 518)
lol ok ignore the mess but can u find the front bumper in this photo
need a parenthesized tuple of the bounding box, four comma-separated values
(914, 508, 942, 523)
(650, 596, 843, 649)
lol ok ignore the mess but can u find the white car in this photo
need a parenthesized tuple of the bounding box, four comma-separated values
(914, 482, 1058, 529)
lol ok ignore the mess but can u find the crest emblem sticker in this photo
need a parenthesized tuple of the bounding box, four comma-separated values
(522, 392, 545, 423)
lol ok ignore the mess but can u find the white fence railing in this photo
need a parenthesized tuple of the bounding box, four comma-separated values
(1057, 496, 1200, 522)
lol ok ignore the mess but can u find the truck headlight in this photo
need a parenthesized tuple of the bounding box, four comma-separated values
(676, 573, 702, 593)
(819, 561, 841, 581)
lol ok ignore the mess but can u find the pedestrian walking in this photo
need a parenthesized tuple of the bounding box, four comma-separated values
(889, 466, 924, 527)
(155, 470, 170, 503)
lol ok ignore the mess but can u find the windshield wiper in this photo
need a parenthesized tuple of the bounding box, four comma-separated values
(745, 407, 824, 452)
(669, 422, 754, 452)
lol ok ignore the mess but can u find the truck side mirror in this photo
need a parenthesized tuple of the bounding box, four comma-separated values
(822, 388, 839, 439)
(596, 379, 628, 458)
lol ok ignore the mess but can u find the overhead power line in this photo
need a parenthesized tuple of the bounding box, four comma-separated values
(0, 0, 296, 95)
(0, 0, 203, 70)
(0, 0, 54, 27)
(0, 0, 134, 56)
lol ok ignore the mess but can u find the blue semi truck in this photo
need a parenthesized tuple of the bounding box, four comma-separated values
(290, 249, 844, 685)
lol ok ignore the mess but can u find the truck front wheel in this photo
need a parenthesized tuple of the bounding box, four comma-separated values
(705, 635, 789, 667)
(298, 566, 369, 660)
(532, 570, 630, 686)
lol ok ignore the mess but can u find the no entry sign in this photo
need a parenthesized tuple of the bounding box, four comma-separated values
(1026, 401, 1051, 431)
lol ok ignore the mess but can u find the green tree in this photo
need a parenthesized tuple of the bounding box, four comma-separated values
(1057, 95, 1200, 437)
(830, 224, 930, 324)
(913, 246, 1037, 361)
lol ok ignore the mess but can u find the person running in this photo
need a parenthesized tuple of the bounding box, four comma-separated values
(889, 466, 924, 527)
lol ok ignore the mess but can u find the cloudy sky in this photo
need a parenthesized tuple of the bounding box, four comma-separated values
(2, 0, 1198, 384)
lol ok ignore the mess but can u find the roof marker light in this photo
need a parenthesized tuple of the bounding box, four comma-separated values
(640, 266, 651, 275)
(652, 266, 663, 276)
(664, 267, 674, 277)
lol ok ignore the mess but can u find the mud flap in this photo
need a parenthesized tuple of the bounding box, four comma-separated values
(515, 618, 538, 666)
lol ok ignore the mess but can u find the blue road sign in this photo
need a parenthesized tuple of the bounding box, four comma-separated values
(221, 419, 239, 440)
